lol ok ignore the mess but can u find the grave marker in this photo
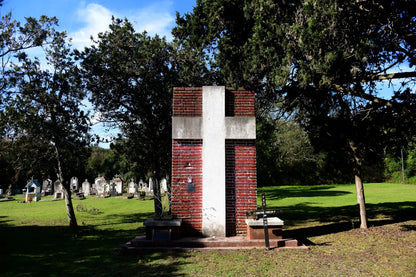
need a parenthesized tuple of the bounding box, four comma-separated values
(70, 177, 79, 192)
(171, 86, 257, 237)
(54, 180, 64, 199)
(111, 176, 123, 195)
(82, 179, 91, 196)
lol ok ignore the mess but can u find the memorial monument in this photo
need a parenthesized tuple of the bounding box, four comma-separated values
(170, 86, 257, 237)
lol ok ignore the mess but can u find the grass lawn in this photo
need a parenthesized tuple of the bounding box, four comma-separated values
(1, 183, 415, 276)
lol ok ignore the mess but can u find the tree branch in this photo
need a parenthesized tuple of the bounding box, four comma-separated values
(363, 71, 416, 82)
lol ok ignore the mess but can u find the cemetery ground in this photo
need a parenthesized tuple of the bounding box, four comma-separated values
(1, 183, 415, 276)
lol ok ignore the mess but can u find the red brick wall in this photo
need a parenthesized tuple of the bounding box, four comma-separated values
(225, 88, 255, 116)
(171, 88, 203, 235)
(226, 140, 257, 236)
(173, 87, 203, 116)
(225, 88, 256, 236)
(171, 139, 203, 235)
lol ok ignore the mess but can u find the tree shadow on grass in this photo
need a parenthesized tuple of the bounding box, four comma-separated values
(0, 214, 190, 277)
(96, 212, 154, 229)
(258, 185, 352, 200)
(273, 201, 416, 245)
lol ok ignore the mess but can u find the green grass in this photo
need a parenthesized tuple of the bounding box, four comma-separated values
(258, 183, 416, 229)
(1, 183, 415, 276)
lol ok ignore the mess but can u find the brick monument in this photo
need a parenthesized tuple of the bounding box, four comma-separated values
(171, 86, 257, 237)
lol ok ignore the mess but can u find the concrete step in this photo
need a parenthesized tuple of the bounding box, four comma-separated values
(115, 235, 308, 254)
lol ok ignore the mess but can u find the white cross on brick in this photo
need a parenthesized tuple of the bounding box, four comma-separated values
(172, 86, 255, 237)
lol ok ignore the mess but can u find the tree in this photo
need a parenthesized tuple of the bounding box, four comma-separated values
(0, 8, 68, 191)
(79, 18, 188, 217)
(3, 28, 89, 229)
(174, 0, 416, 228)
(257, 110, 321, 186)
(0, 9, 59, 96)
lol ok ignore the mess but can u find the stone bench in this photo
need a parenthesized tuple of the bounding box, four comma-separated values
(245, 217, 284, 240)
(143, 218, 182, 240)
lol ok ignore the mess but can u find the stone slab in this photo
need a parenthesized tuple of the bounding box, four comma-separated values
(143, 218, 182, 227)
(245, 217, 284, 227)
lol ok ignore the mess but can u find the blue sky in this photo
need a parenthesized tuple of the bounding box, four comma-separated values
(2, 0, 195, 44)
(2, 0, 196, 147)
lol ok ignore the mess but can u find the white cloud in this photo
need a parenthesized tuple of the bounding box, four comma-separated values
(70, 3, 113, 49)
(127, 1, 175, 39)
(69, 1, 175, 49)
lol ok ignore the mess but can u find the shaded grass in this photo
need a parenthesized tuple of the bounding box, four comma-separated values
(0, 196, 160, 277)
(1, 183, 415, 276)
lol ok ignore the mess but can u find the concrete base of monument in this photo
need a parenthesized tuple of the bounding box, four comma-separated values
(245, 217, 284, 240)
(116, 234, 308, 253)
(143, 218, 182, 240)
(116, 217, 307, 253)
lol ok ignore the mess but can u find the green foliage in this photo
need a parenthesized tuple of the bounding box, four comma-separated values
(175, 0, 416, 191)
(384, 145, 416, 184)
(405, 146, 416, 177)
(79, 18, 182, 181)
(3, 30, 90, 180)
(257, 114, 322, 186)
(175, 0, 416, 94)
(0, 11, 59, 95)
(85, 145, 140, 183)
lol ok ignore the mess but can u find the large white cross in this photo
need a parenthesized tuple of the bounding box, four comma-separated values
(172, 86, 256, 237)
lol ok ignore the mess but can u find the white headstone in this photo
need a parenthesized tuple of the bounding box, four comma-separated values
(82, 179, 91, 196)
(128, 180, 137, 194)
(54, 180, 64, 199)
(70, 177, 79, 191)
(42, 179, 53, 195)
(138, 179, 145, 190)
(160, 178, 168, 194)
(94, 177, 107, 195)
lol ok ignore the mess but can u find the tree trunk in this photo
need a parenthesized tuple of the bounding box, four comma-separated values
(349, 140, 368, 229)
(63, 184, 78, 230)
(55, 146, 78, 230)
(153, 176, 163, 219)
(355, 171, 368, 229)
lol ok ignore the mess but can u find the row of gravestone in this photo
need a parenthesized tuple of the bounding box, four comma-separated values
(39, 176, 168, 199)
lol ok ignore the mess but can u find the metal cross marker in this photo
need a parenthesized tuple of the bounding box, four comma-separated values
(246, 195, 283, 250)
(261, 193, 270, 250)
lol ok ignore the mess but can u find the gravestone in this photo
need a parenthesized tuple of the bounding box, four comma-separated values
(171, 86, 257, 237)
(42, 179, 53, 196)
(26, 179, 41, 201)
(109, 182, 117, 197)
(54, 180, 64, 199)
(111, 176, 123, 195)
(70, 177, 79, 192)
(148, 178, 154, 192)
(82, 179, 91, 196)
(138, 179, 145, 190)
(142, 178, 153, 197)
(128, 180, 137, 194)
(94, 176, 107, 196)
(160, 178, 168, 194)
